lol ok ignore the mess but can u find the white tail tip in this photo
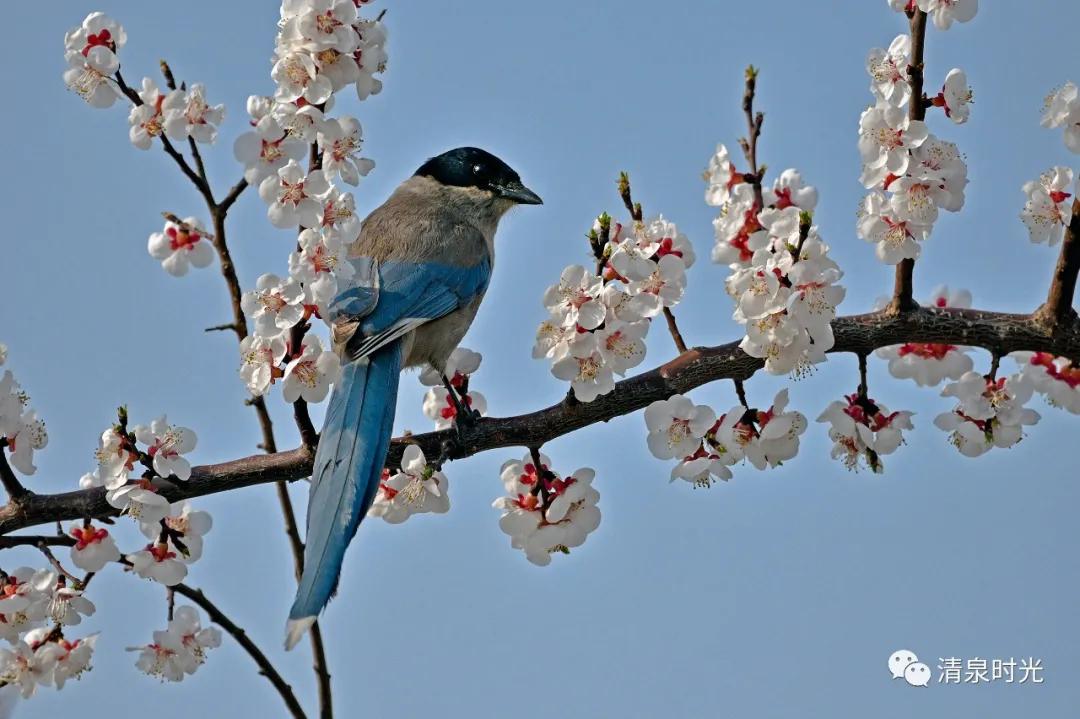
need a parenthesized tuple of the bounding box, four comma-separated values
(284, 616, 317, 651)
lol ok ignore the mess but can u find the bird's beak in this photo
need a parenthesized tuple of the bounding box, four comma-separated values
(495, 180, 543, 205)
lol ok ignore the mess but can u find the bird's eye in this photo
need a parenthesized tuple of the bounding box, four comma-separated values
(472, 164, 483, 175)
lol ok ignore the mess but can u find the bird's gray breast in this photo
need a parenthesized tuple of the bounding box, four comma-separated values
(404, 293, 485, 371)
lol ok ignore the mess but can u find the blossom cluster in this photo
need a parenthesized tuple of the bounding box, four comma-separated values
(419, 348, 488, 430)
(875, 286, 974, 386)
(1012, 352, 1080, 414)
(79, 415, 211, 588)
(817, 393, 913, 472)
(369, 445, 450, 524)
(933, 372, 1040, 457)
(856, 11, 973, 265)
(236, 0, 388, 402)
(1041, 82, 1080, 155)
(1019, 166, 1076, 246)
(62, 12, 125, 108)
(534, 214, 693, 400)
(645, 390, 808, 486)
(707, 151, 845, 376)
(492, 453, 600, 566)
(0, 561, 99, 696)
(0, 348, 48, 476)
(886, 1, 977, 31)
(126, 606, 221, 683)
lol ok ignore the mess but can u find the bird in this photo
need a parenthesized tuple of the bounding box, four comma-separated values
(285, 147, 542, 649)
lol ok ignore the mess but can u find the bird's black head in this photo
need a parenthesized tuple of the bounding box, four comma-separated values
(415, 147, 543, 205)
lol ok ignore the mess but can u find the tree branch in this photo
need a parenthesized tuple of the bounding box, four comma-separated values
(171, 583, 308, 719)
(0, 440, 30, 502)
(1035, 199, 1080, 330)
(2, 534, 307, 719)
(890, 7, 928, 313)
(4, 306, 1078, 535)
(219, 178, 249, 214)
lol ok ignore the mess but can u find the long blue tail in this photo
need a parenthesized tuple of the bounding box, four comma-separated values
(285, 340, 403, 649)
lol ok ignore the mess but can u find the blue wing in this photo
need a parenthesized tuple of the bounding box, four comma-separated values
(337, 257, 492, 360)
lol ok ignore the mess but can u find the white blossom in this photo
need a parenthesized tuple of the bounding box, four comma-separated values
(282, 335, 342, 403)
(492, 455, 600, 566)
(259, 160, 331, 229)
(140, 501, 213, 563)
(550, 333, 614, 402)
(543, 265, 606, 330)
(127, 544, 187, 586)
(1013, 352, 1080, 414)
(148, 217, 215, 277)
(369, 445, 450, 523)
(867, 35, 912, 107)
(240, 334, 288, 396)
(644, 395, 716, 460)
(69, 524, 121, 572)
(916, 0, 978, 31)
(106, 484, 171, 524)
(818, 393, 913, 472)
(1020, 167, 1075, 246)
(133, 416, 196, 481)
(242, 273, 306, 337)
(162, 84, 225, 144)
(318, 116, 375, 185)
(128, 606, 221, 682)
(934, 372, 1040, 456)
(422, 387, 487, 430)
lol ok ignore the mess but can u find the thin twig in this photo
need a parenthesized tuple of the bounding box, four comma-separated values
(663, 308, 689, 353)
(114, 69, 215, 206)
(219, 179, 250, 214)
(171, 582, 308, 719)
(205, 322, 241, 333)
(856, 353, 869, 399)
(733, 379, 749, 408)
(617, 172, 688, 352)
(35, 541, 79, 583)
(740, 65, 765, 209)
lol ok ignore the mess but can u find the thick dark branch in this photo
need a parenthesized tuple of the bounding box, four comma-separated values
(1035, 199, 1080, 330)
(890, 8, 928, 313)
(0, 441, 30, 502)
(4, 307, 1079, 535)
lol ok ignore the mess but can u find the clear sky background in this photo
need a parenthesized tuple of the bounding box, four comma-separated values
(2, 1, 1079, 717)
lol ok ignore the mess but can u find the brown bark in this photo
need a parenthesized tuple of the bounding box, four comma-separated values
(3, 306, 1078, 536)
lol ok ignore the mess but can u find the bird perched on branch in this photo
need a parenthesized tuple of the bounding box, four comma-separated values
(285, 147, 542, 649)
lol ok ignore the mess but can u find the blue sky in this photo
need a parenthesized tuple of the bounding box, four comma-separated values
(3, 1, 1079, 717)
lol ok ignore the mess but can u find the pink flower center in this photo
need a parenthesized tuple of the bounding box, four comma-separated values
(773, 187, 794, 209)
(657, 237, 683, 258)
(148, 543, 177, 563)
(897, 343, 957, 360)
(82, 29, 113, 56)
(166, 226, 202, 252)
(71, 526, 109, 551)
